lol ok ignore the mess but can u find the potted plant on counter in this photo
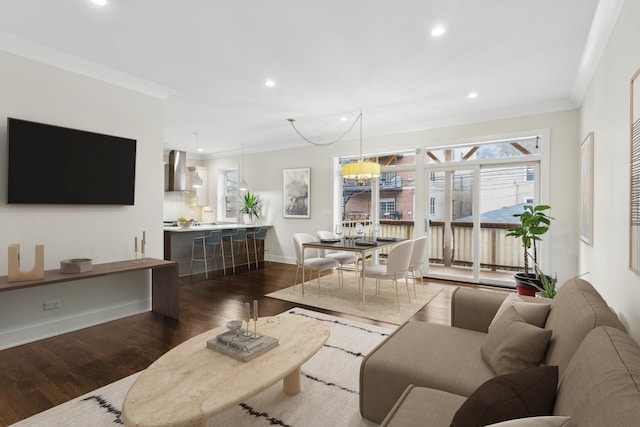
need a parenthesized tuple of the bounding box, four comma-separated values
(240, 192, 263, 224)
(506, 204, 556, 296)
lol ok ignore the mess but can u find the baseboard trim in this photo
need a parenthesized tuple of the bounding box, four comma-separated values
(0, 299, 151, 350)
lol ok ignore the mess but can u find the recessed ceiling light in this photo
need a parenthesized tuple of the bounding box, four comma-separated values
(340, 117, 347, 121)
(431, 26, 446, 37)
(265, 79, 275, 87)
(468, 91, 478, 99)
(91, 0, 107, 5)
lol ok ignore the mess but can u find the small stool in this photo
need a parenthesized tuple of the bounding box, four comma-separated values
(247, 226, 271, 268)
(222, 228, 250, 274)
(190, 231, 225, 279)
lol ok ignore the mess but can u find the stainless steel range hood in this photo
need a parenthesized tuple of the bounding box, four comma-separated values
(165, 150, 188, 191)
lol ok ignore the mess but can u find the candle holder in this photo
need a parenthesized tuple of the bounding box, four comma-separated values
(243, 302, 252, 337)
(253, 300, 259, 338)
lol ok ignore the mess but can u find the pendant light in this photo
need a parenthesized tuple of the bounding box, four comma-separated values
(190, 133, 203, 188)
(341, 110, 380, 185)
(239, 143, 248, 191)
(189, 167, 203, 188)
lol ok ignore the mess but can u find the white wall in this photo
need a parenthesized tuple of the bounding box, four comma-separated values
(578, 0, 640, 342)
(206, 109, 580, 285)
(0, 51, 165, 348)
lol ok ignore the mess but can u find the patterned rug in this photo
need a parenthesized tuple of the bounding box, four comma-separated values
(11, 308, 394, 427)
(267, 275, 442, 325)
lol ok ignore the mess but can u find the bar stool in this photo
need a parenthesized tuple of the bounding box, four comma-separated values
(222, 228, 250, 274)
(190, 230, 225, 279)
(247, 226, 271, 268)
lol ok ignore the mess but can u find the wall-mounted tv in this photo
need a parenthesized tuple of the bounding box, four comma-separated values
(7, 118, 137, 205)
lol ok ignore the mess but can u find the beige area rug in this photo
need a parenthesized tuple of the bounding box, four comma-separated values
(267, 273, 442, 325)
(11, 308, 393, 427)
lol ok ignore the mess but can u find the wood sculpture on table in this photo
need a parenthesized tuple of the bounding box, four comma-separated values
(8, 243, 45, 282)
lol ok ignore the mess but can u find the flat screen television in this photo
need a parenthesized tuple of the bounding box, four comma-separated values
(7, 118, 137, 205)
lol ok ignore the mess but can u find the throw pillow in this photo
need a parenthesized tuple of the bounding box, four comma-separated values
(450, 365, 559, 427)
(482, 306, 552, 375)
(490, 293, 551, 329)
(486, 416, 571, 426)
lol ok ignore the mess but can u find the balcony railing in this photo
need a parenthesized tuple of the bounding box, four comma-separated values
(429, 221, 523, 271)
(340, 220, 523, 272)
(343, 178, 403, 192)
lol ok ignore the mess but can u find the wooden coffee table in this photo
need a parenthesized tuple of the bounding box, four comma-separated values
(122, 315, 329, 427)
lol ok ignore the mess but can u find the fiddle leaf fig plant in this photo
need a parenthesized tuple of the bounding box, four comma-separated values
(505, 204, 554, 276)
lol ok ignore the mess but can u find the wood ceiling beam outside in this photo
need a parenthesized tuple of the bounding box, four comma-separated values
(427, 151, 441, 163)
(511, 142, 531, 155)
(462, 146, 479, 160)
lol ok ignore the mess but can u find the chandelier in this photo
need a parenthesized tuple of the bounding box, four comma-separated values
(287, 110, 380, 185)
(340, 111, 380, 185)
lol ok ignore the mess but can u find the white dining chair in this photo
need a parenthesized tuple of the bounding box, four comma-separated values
(408, 236, 428, 296)
(361, 239, 414, 310)
(317, 230, 359, 287)
(293, 233, 340, 297)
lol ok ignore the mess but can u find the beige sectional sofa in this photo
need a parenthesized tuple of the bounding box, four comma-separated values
(360, 278, 640, 426)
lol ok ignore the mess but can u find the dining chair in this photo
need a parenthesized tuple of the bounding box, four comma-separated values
(408, 236, 428, 296)
(190, 230, 225, 279)
(293, 233, 340, 297)
(317, 230, 359, 287)
(247, 226, 271, 268)
(361, 239, 414, 310)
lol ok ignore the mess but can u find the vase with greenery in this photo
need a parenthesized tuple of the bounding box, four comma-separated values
(240, 192, 263, 224)
(506, 204, 556, 296)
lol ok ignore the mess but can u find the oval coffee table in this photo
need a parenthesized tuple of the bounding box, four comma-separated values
(122, 315, 329, 427)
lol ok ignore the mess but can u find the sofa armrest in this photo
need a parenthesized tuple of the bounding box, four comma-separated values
(451, 287, 509, 332)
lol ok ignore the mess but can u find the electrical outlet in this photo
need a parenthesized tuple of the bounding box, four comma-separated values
(43, 300, 60, 311)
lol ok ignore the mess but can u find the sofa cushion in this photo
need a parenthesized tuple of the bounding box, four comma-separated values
(482, 306, 552, 375)
(490, 293, 551, 329)
(486, 416, 571, 426)
(360, 321, 494, 423)
(554, 326, 640, 426)
(380, 385, 466, 427)
(451, 365, 558, 427)
(544, 278, 625, 378)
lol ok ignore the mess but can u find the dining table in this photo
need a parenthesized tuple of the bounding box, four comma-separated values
(301, 236, 405, 308)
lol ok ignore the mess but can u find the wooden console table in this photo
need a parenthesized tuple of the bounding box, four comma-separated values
(0, 258, 179, 319)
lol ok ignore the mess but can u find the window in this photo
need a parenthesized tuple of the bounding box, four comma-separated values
(525, 165, 534, 182)
(430, 172, 436, 181)
(339, 149, 415, 222)
(380, 200, 397, 219)
(217, 168, 239, 222)
(430, 197, 436, 215)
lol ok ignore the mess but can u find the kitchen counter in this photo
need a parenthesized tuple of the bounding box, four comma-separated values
(163, 224, 271, 276)
(163, 223, 261, 232)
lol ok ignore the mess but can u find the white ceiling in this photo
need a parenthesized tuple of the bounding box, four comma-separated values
(0, 0, 618, 157)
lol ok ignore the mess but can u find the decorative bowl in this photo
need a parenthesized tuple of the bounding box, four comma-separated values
(60, 258, 93, 274)
(226, 320, 243, 332)
(178, 220, 193, 229)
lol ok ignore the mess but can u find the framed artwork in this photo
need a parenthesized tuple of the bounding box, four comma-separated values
(283, 167, 310, 218)
(631, 68, 640, 273)
(580, 132, 594, 245)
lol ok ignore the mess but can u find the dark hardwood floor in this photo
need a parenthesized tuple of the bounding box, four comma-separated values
(0, 262, 467, 426)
